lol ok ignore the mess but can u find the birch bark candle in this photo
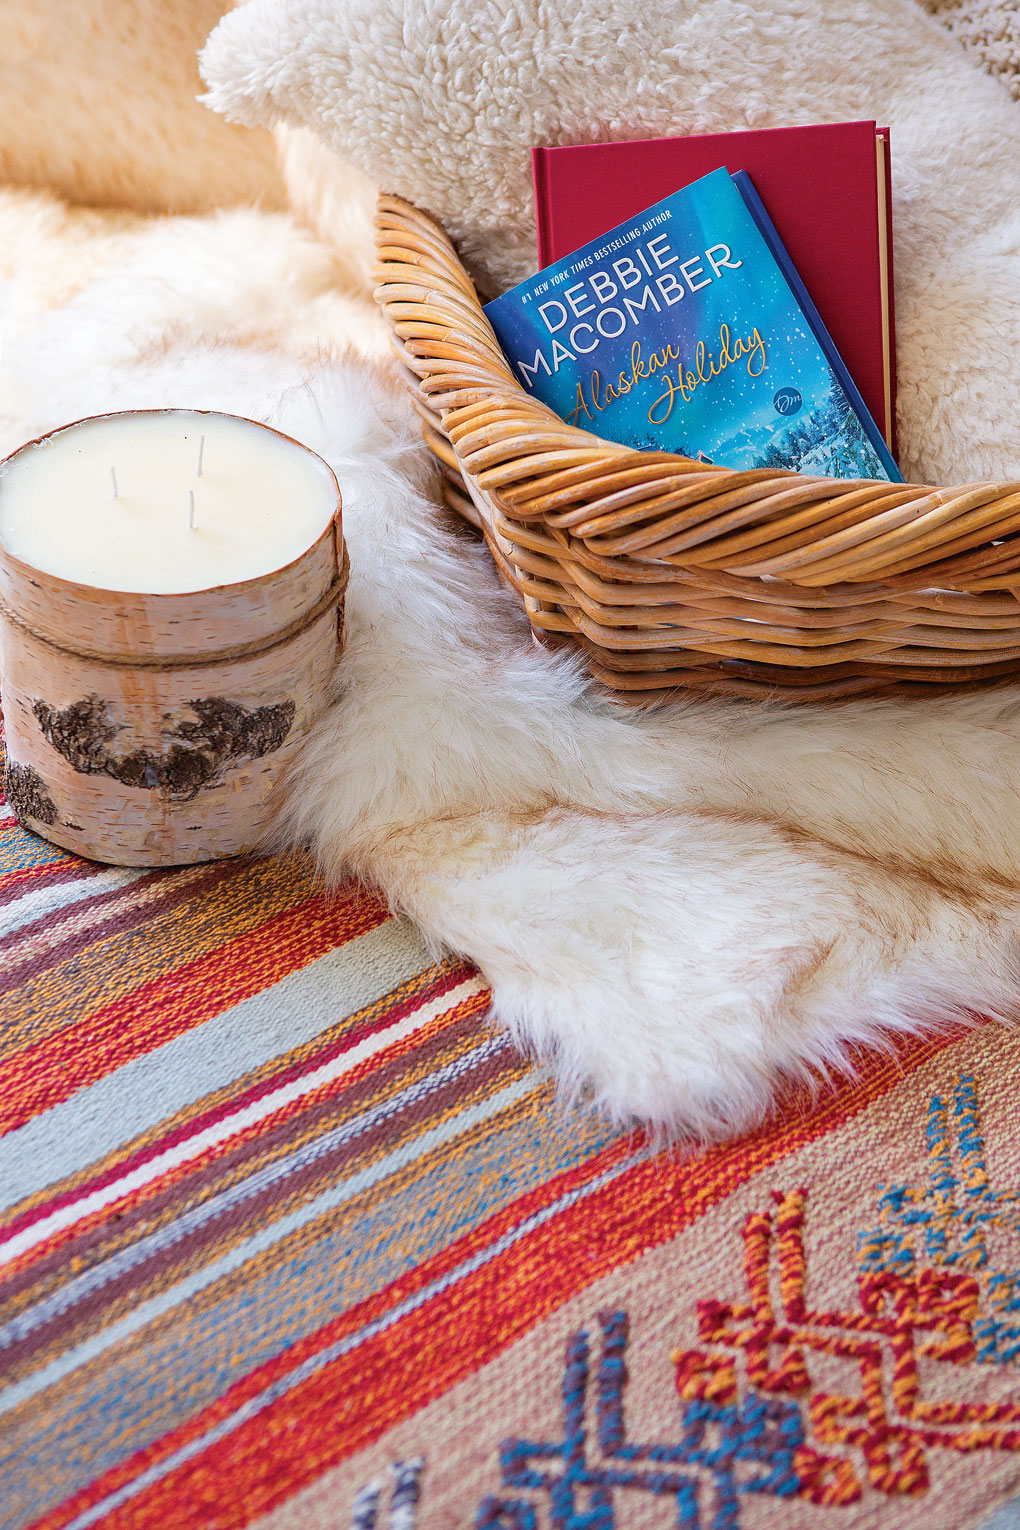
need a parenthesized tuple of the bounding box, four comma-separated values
(0, 409, 347, 867)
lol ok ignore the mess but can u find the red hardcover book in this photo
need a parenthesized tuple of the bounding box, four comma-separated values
(533, 121, 896, 452)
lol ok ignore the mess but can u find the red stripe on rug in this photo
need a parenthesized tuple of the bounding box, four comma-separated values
(27, 1019, 974, 1530)
(0, 893, 390, 1137)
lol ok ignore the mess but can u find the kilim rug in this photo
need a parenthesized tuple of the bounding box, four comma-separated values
(4, 740, 1020, 1530)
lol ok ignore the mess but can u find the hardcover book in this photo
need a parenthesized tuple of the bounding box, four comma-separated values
(532, 121, 896, 453)
(484, 167, 902, 482)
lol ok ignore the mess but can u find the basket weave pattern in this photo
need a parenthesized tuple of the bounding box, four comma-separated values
(374, 193, 1020, 700)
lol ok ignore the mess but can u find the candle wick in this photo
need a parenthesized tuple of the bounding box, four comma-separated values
(188, 489, 196, 531)
(110, 466, 118, 499)
(196, 435, 205, 478)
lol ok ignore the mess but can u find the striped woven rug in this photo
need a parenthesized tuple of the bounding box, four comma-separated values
(4, 760, 1020, 1529)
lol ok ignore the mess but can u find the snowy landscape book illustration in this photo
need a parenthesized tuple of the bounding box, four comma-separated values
(483, 166, 902, 481)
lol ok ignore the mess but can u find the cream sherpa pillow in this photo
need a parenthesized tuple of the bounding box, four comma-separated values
(200, 0, 1020, 488)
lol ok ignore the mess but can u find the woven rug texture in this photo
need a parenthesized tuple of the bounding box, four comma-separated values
(5, 808, 1020, 1529)
(5, 2, 1020, 1527)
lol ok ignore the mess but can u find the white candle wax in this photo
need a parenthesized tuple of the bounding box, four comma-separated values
(0, 410, 338, 593)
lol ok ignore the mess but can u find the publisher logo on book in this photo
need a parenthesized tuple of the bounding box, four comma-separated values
(773, 387, 802, 416)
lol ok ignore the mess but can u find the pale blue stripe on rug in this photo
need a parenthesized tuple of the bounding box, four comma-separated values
(982, 1494, 1020, 1529)
(0, 865, 143, 939)
(0, 1037, 510, 1348)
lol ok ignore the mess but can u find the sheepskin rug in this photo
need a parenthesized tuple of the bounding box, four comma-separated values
(3, 185, 1020, 1147)
(7, 0, 1020, 1140)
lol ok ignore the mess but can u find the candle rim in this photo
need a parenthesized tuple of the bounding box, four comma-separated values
(0, 408, 341, 598)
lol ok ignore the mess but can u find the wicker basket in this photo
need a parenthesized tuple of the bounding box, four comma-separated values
(374, 193, 1020, 702)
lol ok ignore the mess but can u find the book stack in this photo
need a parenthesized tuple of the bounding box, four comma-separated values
(484, 121, 900, 483)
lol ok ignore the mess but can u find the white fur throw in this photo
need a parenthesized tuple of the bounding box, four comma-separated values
(201, 0, 1020, 486)
(190, 0, 1020, 1132)
(5, 188, 1020, 1142)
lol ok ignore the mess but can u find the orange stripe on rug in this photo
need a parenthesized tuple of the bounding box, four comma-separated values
(28, 1019, 975, 1530)
(0, 893, 390, 1136)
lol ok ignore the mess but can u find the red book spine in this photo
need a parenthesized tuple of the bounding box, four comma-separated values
(532, 147, 554, 269)
(881, 129, 899, 457)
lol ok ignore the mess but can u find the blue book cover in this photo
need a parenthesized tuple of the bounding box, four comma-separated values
(483, 166, 902, 482)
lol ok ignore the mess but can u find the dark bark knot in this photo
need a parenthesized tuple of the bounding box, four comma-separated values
(3, 762, 59, 825)
(32, 694, 296, 803)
